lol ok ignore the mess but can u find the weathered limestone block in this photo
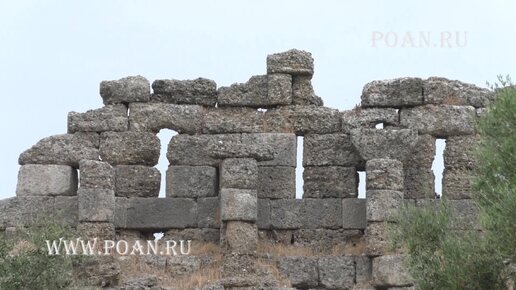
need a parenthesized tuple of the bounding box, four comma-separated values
(114, 197, 130, 228)
(423, 77, 495, 108)
(151, 77, 217, 106)
(0, 197, 54, 229)
(77, 222, 115, 240)
(257, 166, 296, 199)
(267, 49, 314, 76)
(68, 104, 128, 133)
(292, 75, 323, 106)
(257, 198, 271, 229)
(220, 158, 258, 189)
(303, 166, 357, 198)
(367, 190, 403, 222)
(222, 253, 257, 278)
(168, 134, 239, 166)
(448, 199, 481, 230)
(366, 159, 404, 191)
(224, 221, 258, 254)
(197, 197, 220, 228)
(114, 165, 160, 198)
(166, 166, 217, 198)
(400, 105, 476, 136)
(220, 188, 257, 221)
(16, 164, 78, 196)
(342, 108, 399, 132)
(128, 103, 203, 133)
(270, 199, 302, 229)
(164, 228, 220, 244)
(292, 229, 363, 252)
(318, 256, 355, 289)
(208, 136, 275, 162)
(361, 78, 423, 107)
(54, 196, 78, 225)
(100, 131, 160, 166)
(18, 133, 100, 168)
(404, 134, 436, 199)
(166, 256, 202, 276)
(342, 198, 367, 229)
(125, 198, 197, 230)
(277, 257, 318, 288)
(265, 106, 341, 134)
(303, 134, 361, 166)
(270, 199, 342, 229)
(442, 168, 475, 199)
(79, 160, 114, 190)
(268, 73, 293, 104)
(203, 107, 265, 133)
(100, 75, 150, 104)
(350, 129, 418, 161)
(372, 255, 413, 287)
(78, 188, 115, 222)
(444, 135, 480, 170)
(242, 133, 297, 166)
(365, 222, 390, 256)
(355, 255, 373, 284)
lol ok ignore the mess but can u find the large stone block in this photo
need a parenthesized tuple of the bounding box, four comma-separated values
(220, 158, 258, 189)
(100, 75, 150, 104)
(166, 166, 217, 198)
(18, 133, 100, 168)
(220, 188, 257, 221)
(365, 222, 390, 256)
(125, 198, 197, 230)
(68, 104, 128, 133)
(217, 75, 267, 107)
(100, 131, 160, 166)
(78, 222, 115, 240)
(342, 198, 367, 229)
(372, 255, 413, 287)
(404, 134, 436, 199)
(442, 168, 475, 199)
(197, 197, 220, 228)
(292, 229, 363, 252)
(318, 256, 355, 289)
(292, 75, 323, 106)
(444, 135, 480, 170)
(151, 78, 217, 106)
(257, 198, 271, 229)
(423, 77, 495, 108)
(114, 165, 160, 198)
(208, 135, 275, 162)
(366, 159, 404, 191)
(79, 160, 114, 190)
(267, 49, 314, 76)
(242, 133, 297, 166)
(265, 106, 341, 134)
(164, 228, 220, 244)
(168, 134, 238, 166)
(0, 197, 54, 229)
(361, 78, 423, 107)
(203, 107, 265, 133)
(367, 190, 403, 222)
(224, 221, 257, 254)
(303, 134, 361, 166)
(129, 103, 203, 134)
(257, 166, 296, 199)
(350, 129, 418, 161)
(342, 108, 399, 133)
(267, 73, 292, 105)
(303, 166, 357, 198)
(78, 188, 115, 222)
(16, 164, 78, 196)
(54, 196, 78, 225)
(270, 199, 302, 229)
(301, 198, 342, 229)
(114, 197, 130, 228)
(276, 257, 318, 288)
(400, 105, 476, 137)
(355, 255, 372, 284)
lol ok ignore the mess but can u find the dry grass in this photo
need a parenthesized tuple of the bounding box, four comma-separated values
(188, 241, 222, 256)
(256, 259, 292, 288)
(162, 262, 223, 290)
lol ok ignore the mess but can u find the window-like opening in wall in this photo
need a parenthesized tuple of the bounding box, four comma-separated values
(432, 138, 446, 198)
(357, 171, 366, 199)
(296, 136, 304, 199)
(157, 129, 178, 198)
(153, 232, 164, 241)
(375, 123, 384, 129)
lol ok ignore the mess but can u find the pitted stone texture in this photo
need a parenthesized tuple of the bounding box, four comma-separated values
(129, 103, 203, 133)
(268, 73, 293, 104)
(125, 198, 197, 230)
(342, 198, 367, 229)
(16, 164, 78, 196)
(197, 197, 220, 228)
(292, 229, 364, 252)
(365, 222, 390, 256)
(303, 134, 361, 166)
(166, 166, 217, 198)
(271, 199, 342, 229)
(242, 133, 297, 166)
(366, 159, 404, 191)
(100, 75, 150, 104)
(168, 134, 239, 166)
(265, 106, 341, 134)
(367, 190, 403, 222)
(224, 221, 258, 254)
(270, 199, 302, 229)
(351, 129, 418, 161)
(318, 256, 355, 289)
(257, 166, 296, 199)
(404, 134, 436, 199)
(400, 105, 476, 137)
(78, 188, 115, 222)
(54, 196, 78, 225)
(68, 105, 128, 133)
(114, 165, 160, 198)
(372, 255, 413, 287)
(100, 131, 160, 166)
(277, 257, 318, 288)
(222, 253, 257, 278)
(203, 107, 265, 133)
(151, 78, 217, 106)
(342, 108, 399, 133)
(257, 198, 271, 229)
(166, 256, 202, 276)
(267, 49, 314, 76)
(303, 166, 357, 198)
(114, 197, 130, 228)
(208, 135, 275, 162)
(423, 77, 495, 108)
(0, 197, 54, 229)
(220, 188, 257, 222)
(18, 133, 100, 168)
(361, 78, 423, 107)
(448, 199, 480, 230)
(292, 75, 323, 106)
(355, 255, 373, 284)
(220, 158, 258, 190)
(78, 222, 115, 240)
(444, 135, 480, 170)
(79, 160, 114, 190)
(442, 168, 475, 199)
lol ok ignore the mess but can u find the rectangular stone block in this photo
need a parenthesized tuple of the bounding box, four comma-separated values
(220, 188, 257, 222)
(355, 255, 372, 284)
(342, 108, 399, 133)
(114, 165, 160, 198)
(257, 166, 296, 199)
(267, 73, 292, 105)
(267, 49, 314, 76)
(350, 129, 418, 161)
(257, 198, 271, 229)
(372, 255, 413, 287)
(366, 159, 404, 191)
(365, 222, 390, 256)
(100, 131, 160, 166)
(129, 103, 203, 134)
(79, 160, 114, 190)
(400, 105, 476, 137)
(442, 168, 475, 199)
(78, 188, 115, 222)
(292, 75, 323, 106)
(301, 198, 342, 229)
(125, 198, 197, 230)
(167, 134, 240, 166)
(303, 166, 357, 198)
(367, 190, 403, 222)
(303, 134, 361, 166)
(100, 75, 150, 104)
(318, 256, 355, 289)
(342, 198, 367, 229)
(151, 78, 217, 106)
(203, 107, 265, 133)
(0, 197, 54, 229)
(444, 135, 480, 170)
(404, 134, 436, 199)
(217, 75, 268, 107)
(54, 196, 78, 226)
(16, 164, 78, 196)
(270, 199, 302, 229)
(224, 221, 258, 254)
(423, 77, 494, 108)
(166, 166, 217, 198)
(276, 256, 318, 288)
(242, 133, 297, 166)
(265, 106, 341, 134)
(68, 104, 128, 133)
(220, 158, 258, 189)
(361, 78, 423, 107)
(114, 197, 129, 228)
(197, 197, 220, 228)
(292, 229, 363, 253)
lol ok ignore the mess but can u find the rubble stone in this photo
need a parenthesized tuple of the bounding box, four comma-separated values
(100, 75, 150, 104)
(16, 164, 78, 196)
(68, 104, 128, 133)
(100, 131, 160, 166)
(151, 77, 217, 106)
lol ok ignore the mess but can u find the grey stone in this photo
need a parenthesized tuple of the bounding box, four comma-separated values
(292, 75, 323, 106)
(270, 199, 302, 229)
(18, 133, 100, 168)
(77, 222, 115, 240)
(16, 164, 78, 196)
(404, 134, 436, 199)
(68, 105, 128, 133)
(73, 255, 120, 287)
(208, 136, 275, 161)
(318, 256, 355, 289)
(267, 49, 314, 76)
(342, 108, 399, 133)
(265, 106, 341, 134)
(167, 134, 239, 166)
(203, 107, 265, 133)
(224, 221, 258, 254)
(220, 188, 257, 221)
(151, 77, 217, 106)
(54, 196, 78, 225)
(257, 166, 296, 199)
(217, 75, 268, 107)
(292, 229, 364, 253)
(303, 134, 361, 166)
(100, 131, 160, 166)
(267, 73, 293, 105)
(113, 197, 130, 228)
(342, 198, 366, 229)
(448, 199, 480, 230)
(361, 78, 423, 107)
(257, 198, 271, 229)
(372, 255, 413, 287)
(366, 159, 404, 191)
(0, 197, 54, 229)
(276, 257, 318, 288)
(78, 188, 115, 222)
(125, 198, 197, 230)
(100, 75, 150, 104)
(442, 168, 475, 199)
(128, 103, 203, 134)
(365, 222, 390, 256)
(197, 197, 220, 228)
(220, 158, 258, 189)
(351, 129, 418, 161)
(165, 228, 220, 244)
(367, 190, 403, 222)
(400, 105, 476, 137)
(166, 166, 217, 198)
(355, 255, 372, 284)
(166, 256, 202, 276)
(114, 165, 160, 198)
(222, 253, 257, 278)
(303, 166, 357, 198)
(79, 160, 114, 190)
(242, 133, 297, 166)
(423, 77, 495, 108)
(300, 198, 342, 229)
(444, 135, 480, 170)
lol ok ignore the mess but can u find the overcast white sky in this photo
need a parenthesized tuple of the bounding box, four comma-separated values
(0, 0, 515, 199)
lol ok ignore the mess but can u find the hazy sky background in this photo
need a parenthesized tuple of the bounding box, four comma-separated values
(1, 0, 515, 199)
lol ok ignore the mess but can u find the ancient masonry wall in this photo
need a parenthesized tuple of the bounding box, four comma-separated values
(0, 49, 493, 289)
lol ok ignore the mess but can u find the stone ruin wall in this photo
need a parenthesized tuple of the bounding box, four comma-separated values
(0, 49, 494, 289)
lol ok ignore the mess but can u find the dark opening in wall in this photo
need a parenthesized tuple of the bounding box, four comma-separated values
(157, 129, 178, 198)
(358, 171, 366, 199)
(296, 136, 304, 199)
(432, 138, 446, 198)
